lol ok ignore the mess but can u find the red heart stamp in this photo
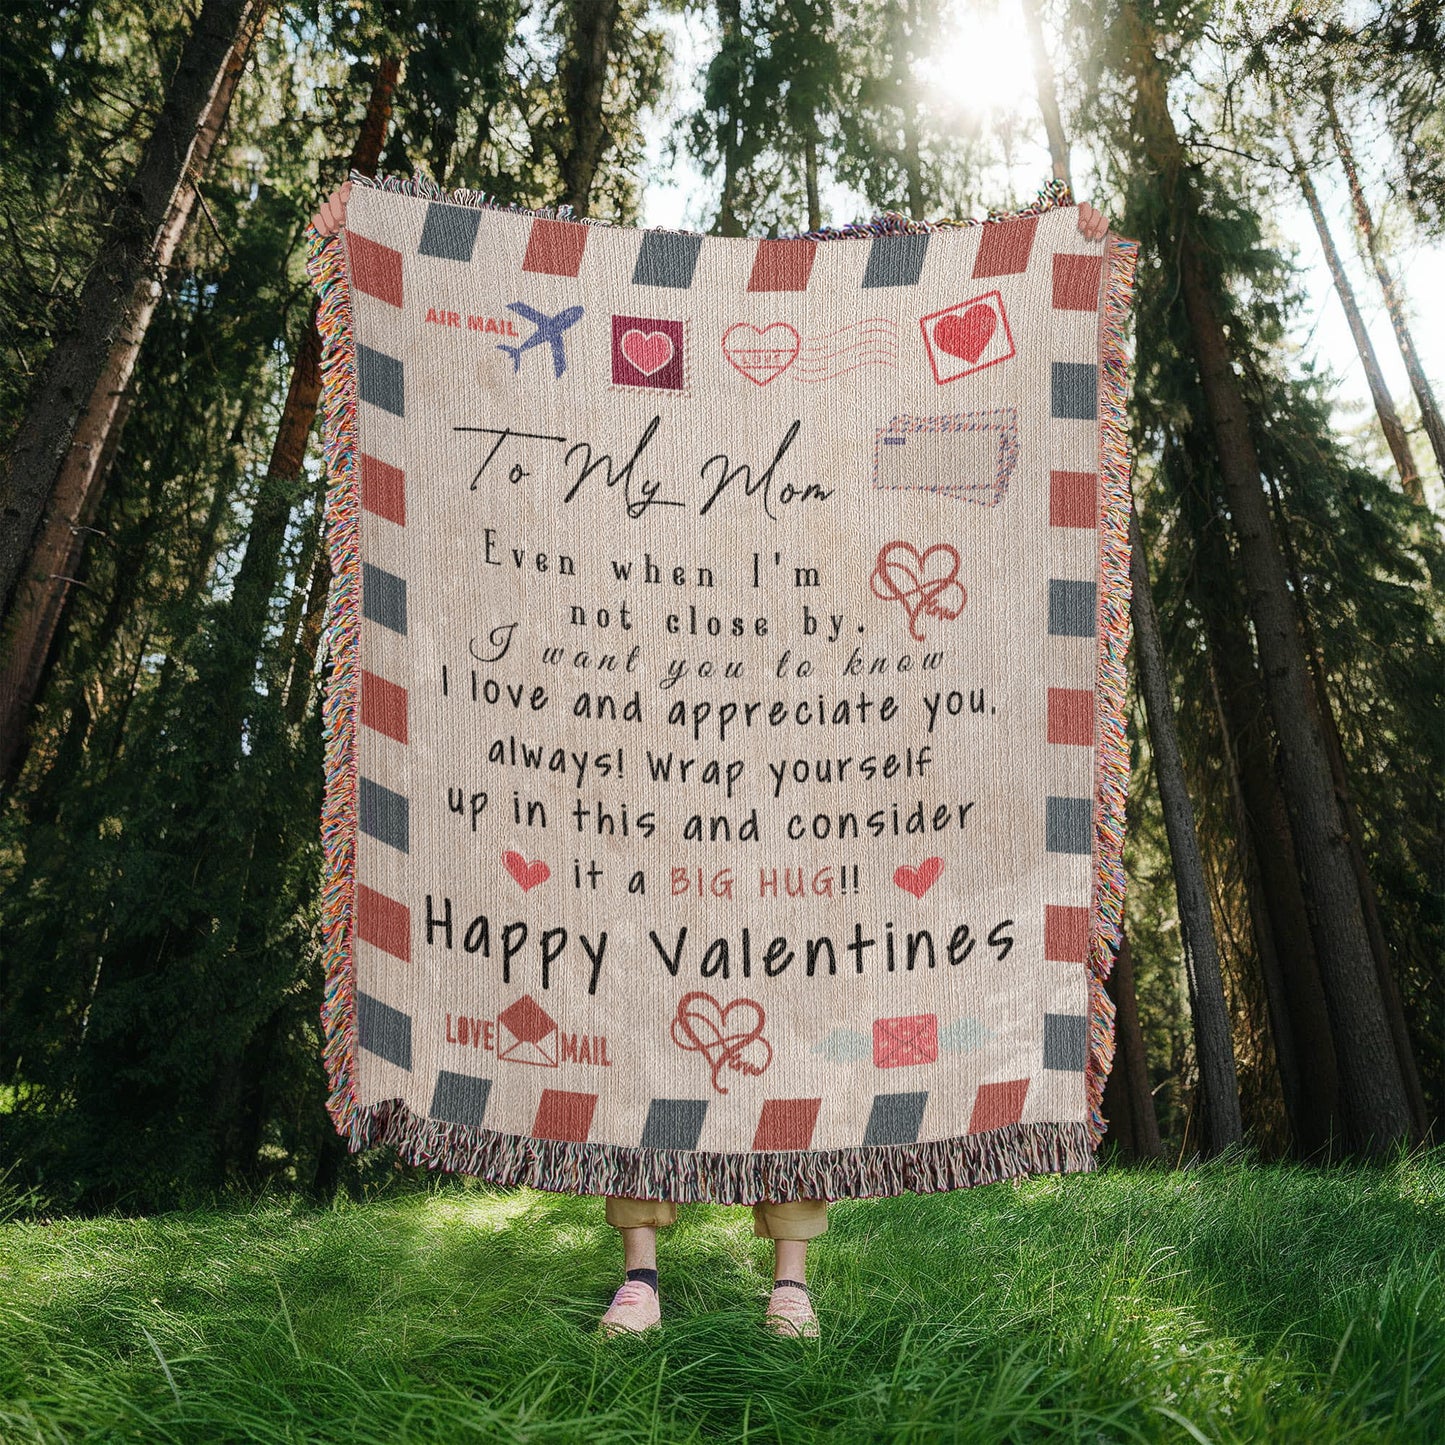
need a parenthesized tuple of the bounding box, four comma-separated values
(503, 850, 550, 892)
(919, 292, 1014, 384)
(933, 304, 997, 364)
(894, 857, 944, 899)
(620, 327, 675, 376)
(870, 540, 967, 642)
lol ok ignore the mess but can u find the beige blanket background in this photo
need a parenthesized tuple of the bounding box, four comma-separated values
(306, 173, 1139, 1201)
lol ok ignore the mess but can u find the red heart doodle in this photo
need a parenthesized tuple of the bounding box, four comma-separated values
(894, 857, 944, 899)
(620, 328, 675, 376)
(721, 322, 801, 384)
(870, 540, 968, 642)
(933, 304, 997, 365)
(503, 850, 550, 892)
(670, 990, 773, 1094)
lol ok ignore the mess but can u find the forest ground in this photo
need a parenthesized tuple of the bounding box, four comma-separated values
(1, 1154, 1441, 1443)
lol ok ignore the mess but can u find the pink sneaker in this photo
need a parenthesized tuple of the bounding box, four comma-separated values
(763, 1279, 819, 1339)
(599, 1279, 661, 1336)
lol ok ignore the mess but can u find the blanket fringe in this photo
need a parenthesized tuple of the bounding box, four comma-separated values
(342, 168, 1074, 241)
(366, 1107, 1095, 1202)
(1086, 233, 1142, 1146)
(306, 221, 375, 1153)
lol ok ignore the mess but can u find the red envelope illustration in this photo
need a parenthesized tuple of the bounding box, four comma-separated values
(873, 1012, 939, 1068)
(497, 994, 559, 1067)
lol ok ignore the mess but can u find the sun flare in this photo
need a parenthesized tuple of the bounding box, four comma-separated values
(919, 0, 1038, 120)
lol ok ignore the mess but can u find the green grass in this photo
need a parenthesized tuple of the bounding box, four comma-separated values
(1, 1155, 1441, 1443)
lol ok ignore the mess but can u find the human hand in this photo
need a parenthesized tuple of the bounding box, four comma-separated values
(311, 181, 352, 236)
(1076, 201, 1109, 242)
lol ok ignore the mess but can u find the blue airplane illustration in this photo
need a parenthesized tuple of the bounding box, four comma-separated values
(497, 302, 585, 379)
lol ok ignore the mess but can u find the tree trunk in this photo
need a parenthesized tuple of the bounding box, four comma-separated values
(1024, 6, 1239, 1148)
(283, 532, 331, 725)
(804, 131, 821, 232)
(715, 0, 746, 237)
(1174, 435, 1340, 1155)
(1264, 471, 1431, 1138)
(1021, 0, 1071, 188)
(555, 0, 622, 216)
(1325, 92, 1445, 479)
(1127, 11, 1415, 1152)
(1288, 135, 1423, 502)
(1102, 930, 1165, 1159)
(0, 0, 267, 787)
(212, 56, 398, 756)
(1129, 504, 1243, 1152)
(1198, 579, 1341, 1154)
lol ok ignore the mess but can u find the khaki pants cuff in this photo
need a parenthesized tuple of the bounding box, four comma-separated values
(604, 1195, 677, 1230)
(752, 1199, 829, 1240)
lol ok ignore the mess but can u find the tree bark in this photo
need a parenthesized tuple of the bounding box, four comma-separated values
(1129, 504, 1243, 1151)
(1264, 471, 1431, 1138)
(804, 131, 821, 231)
(0, 0, 268, 787)
(1288, 135, 1423, 503)
(555, 0, 622, 216)
(1127, 11, 1415, 1151)
(1325, 92, 1445, 480)
(1102, 930, 1165, 1159)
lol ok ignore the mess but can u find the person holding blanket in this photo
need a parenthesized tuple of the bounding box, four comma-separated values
(311, 181, 1111, 1342)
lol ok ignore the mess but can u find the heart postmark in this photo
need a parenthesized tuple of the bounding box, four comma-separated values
(721, 322, 801, 384)
(503, 850, 551, 893)
(870, 540, 968, 642)
(894, 857, 944, 899)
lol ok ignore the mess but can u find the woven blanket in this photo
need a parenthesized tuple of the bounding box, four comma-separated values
(305, 172, 1139, 1201)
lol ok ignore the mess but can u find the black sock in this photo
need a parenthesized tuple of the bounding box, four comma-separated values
(773, 1277, 809, 1293)
(625, 1267, 658, 1294)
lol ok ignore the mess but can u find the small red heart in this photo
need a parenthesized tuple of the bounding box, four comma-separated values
(894, 857, 944, 899)
(503, 850, 550, 892)
(933, 304, 997, 365)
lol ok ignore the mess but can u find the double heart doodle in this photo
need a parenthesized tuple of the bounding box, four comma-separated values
(869, 540, 968, 642)
(670, 990, 773, 1095)
(721, 319, 899, 385)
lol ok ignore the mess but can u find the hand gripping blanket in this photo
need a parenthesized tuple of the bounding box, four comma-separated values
(305, 171, 1139, 1202)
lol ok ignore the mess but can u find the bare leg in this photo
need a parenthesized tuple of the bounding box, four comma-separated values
(774, 1237, 808, 1284)
(620, 1225, 658, 1274)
